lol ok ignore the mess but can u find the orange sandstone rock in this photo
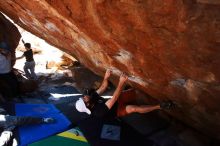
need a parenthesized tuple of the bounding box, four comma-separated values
(0, 0, 220, 139)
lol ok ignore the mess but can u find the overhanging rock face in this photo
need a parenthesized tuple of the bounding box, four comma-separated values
(0, 0, 220, 139)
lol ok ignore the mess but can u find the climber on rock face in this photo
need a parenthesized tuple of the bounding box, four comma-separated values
(75, 69, 127, 118)
(16, 42, 37, 80)
(75, 69, 175, 118)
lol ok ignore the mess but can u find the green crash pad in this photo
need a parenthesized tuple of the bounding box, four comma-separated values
(29, 128, 89, 146)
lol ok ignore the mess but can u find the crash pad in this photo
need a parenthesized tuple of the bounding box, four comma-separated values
(15, 104, 60, 116)
(15, 104, 71, 146)
(29, 127, 89, 146)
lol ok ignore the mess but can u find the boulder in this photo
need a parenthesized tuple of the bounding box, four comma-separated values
(0, 12, 21, 66)
(1, 0, 220, 139)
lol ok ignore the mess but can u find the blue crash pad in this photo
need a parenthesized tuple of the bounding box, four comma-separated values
(15, 104, 71, 146)
(16, 104, 60, 116)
